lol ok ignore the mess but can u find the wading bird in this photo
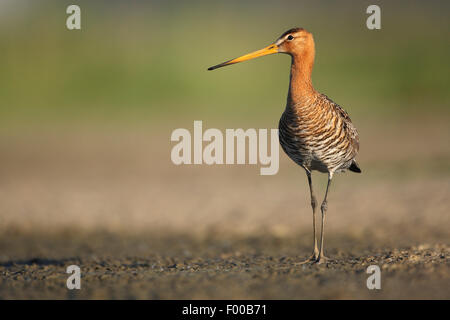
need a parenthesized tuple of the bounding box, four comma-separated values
(208, 28, 361, 264)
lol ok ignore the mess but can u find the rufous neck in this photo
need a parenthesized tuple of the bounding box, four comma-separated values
(287, 53, 316, 106)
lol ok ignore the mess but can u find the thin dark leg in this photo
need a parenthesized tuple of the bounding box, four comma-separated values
(317, 173, 333, 264)
(307, 170, 319, 259)
(297, 169, 319, 264)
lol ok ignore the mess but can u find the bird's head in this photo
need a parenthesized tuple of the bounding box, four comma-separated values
(208, 27, 314, 71)
(275, 28, 314, 56)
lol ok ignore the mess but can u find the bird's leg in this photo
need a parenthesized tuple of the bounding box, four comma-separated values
(308, 171, 320, 260)
(296, 170, 319, 264)
(317, 173, 333, 264)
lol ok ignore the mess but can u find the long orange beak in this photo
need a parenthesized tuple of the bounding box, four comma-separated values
(208, 44, 279, 71)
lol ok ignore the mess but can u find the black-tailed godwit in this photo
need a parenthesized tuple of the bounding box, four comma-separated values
(208, 28, 361, 264)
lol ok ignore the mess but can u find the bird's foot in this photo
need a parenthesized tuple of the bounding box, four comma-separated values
(295, 252, 320, 265)
(316, 255, 331, 264)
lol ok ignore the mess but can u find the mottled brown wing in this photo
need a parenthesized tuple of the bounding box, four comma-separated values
(329, 97, 360, 154)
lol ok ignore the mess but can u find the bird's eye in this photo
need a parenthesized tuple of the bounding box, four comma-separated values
(287, 35, 294, 41)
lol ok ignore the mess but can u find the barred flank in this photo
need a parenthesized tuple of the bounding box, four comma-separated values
(278, 93, 360, 174)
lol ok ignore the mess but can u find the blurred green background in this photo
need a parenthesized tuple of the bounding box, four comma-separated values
(0, 1, 449, 300)
(0, 0, 448, 128)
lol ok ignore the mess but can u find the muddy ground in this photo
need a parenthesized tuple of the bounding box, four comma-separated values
(0, 231, 448, 299)
(0, 118, 449, 299)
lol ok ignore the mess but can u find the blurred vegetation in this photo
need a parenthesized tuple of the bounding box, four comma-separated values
(0, 0, 448, 127)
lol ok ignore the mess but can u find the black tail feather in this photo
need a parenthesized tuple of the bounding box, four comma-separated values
(349, 160, 361, 173)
